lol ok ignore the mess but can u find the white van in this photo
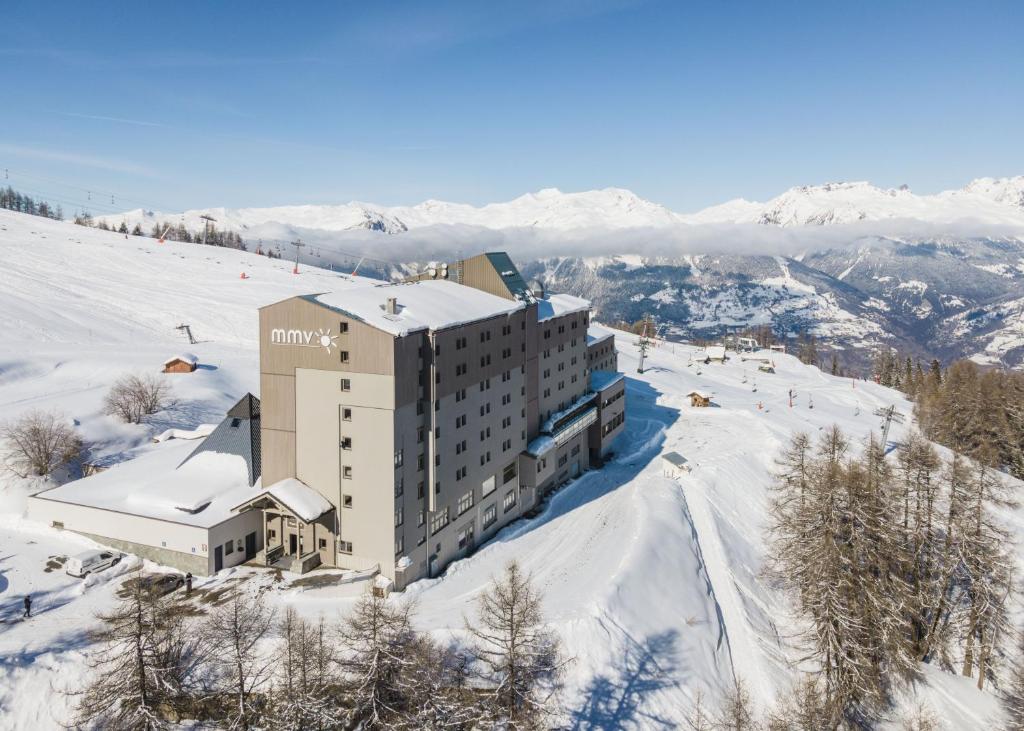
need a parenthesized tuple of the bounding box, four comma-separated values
(66, 550, 122, 578)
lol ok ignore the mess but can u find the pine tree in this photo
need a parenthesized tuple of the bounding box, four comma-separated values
(466, 561, 564, 730)
(73, 571, 201, 729)
(337, 590, 420, 729)
(270, 607, 343, 730)
(204, 591, 276, 730)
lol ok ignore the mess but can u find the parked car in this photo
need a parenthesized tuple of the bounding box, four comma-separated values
(138, 573, 185, 596)
(66, 550, 122, 578)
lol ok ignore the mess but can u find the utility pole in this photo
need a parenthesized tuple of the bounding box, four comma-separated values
(290, 239, 305, 274)
(199, 214, 216, 246)
(874, 404, 905, 454)
(635, 314, 654, 374)
(176, 323, 196, 345)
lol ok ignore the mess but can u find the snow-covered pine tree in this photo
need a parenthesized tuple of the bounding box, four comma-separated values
(466, 561, 564, 730)
(203, 591, 276, 730)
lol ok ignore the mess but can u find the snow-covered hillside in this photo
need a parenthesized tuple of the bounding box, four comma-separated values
(0, 210, 1016, 729)
(99, 176, 1024, 237)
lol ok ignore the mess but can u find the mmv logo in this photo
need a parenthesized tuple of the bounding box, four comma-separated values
(270, 327, 338, 353)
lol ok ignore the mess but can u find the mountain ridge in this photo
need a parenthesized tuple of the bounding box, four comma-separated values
(101, 176, 1024, 235)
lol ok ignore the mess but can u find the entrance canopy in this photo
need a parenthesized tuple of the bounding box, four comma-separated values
(232, 477, 333, 522)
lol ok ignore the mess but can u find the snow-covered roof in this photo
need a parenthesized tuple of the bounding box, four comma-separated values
(525, 435, 556, 457)
(587, 330, 614, 346)
(234, 478, 333, 523)
(590, 370, 624, 393)
(164, 353, 198, 366)
(704, 346, 727, 359)
(541, 391, 597, 433)
(311, 279, 526, 337)
(537, 292, 590, 322)
(32, 440, 258, 529)
(153, 424, 217, 442)
(687, 390, 712, 399)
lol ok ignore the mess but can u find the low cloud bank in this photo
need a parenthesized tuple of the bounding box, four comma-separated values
(250, 218, 1024, 267)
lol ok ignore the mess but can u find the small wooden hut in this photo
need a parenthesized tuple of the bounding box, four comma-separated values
(687, 390, 712, 407)
(163, 354, 198, 373)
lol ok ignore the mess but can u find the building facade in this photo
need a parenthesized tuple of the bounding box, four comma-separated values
(253, 253, 626, 588)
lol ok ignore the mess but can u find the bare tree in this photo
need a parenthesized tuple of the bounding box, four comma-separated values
(73, 570, 200, 730)
(763, 675, 835, 731)
(1002, 627, 1024, 731)
(336, 590, 421, 729)
(715, 677, 758, 731)
(466, 561, 565, 730)
(104, 374, 172, 424)
(0, 409, 80, 478)
(270, 607, 343, 730)
(204, 591, 276, 730)
(684, 689, 715, 731)
(900, 701, 942, 731)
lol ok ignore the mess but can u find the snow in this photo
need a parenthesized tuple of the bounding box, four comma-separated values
(163, 353, 198, 366)
(540, 391, 598, 433)
(98, 176, 1024, 240)
(31, 441, 255, 528)
(536, 292, 591, 322)
(153, 423, 217, 442)
(589, 369, 624, 392)
(313, 279, 526, 337)
(525, 435, 556, 457)
(240, 477, 333, 523)
(0, 208, 1017, 729)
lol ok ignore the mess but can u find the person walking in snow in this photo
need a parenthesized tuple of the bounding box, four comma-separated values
(23, 594, 31, 618)
(185, 572, 192, 596)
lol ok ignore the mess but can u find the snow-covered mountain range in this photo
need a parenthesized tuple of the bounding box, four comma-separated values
(97, 177, 1024, 371)
(104, 176, 1024, 234)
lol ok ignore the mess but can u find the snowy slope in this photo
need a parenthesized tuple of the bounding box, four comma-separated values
(0, 210, 1015, 729)
(98, 177, 1024, 236)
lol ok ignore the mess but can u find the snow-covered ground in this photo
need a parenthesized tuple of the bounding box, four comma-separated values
(0, 210, 1014, 729)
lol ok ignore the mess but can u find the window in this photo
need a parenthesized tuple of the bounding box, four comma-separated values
(482, 475, 496, 496)
(225, 540, 234, 555)
(339, 540, 353, 554)
(457, 525, 474, 549)
(342, 407, 352, 421)
(319, 538, 328, 549)
(343, 494, 353, 508)
(395, 506, 404, 527)
(340, 378, 351, 391)
(571, 444, 580, 456)
(394, 450, 404, 467)
(395, 477, 404, 498)
(269, 528, 277, 539)
(503, 489, 517, 512)
(430, 508, 450, 534)
(417, 453, 425, 471)
(339, 321, 349, 333)
(343, 466, 353, 480)
(395, 535, 405, 556)
(417, 509, 425, 526)
(503, 462, 517, 484)
(458, 490, 474, 515)
(341, 437, 352, 450)
(417, 481, 425, 499)
(483, 504, 497, 529)
(340, 351, 350, 363)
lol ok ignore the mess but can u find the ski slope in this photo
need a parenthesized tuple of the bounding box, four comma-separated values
(0, 210, 1013, 729)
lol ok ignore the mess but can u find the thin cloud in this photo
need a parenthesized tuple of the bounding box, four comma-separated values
(61, 112, 167, 128)
(0, 143, 156, 177)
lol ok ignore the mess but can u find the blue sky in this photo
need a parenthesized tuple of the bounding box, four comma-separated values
(1, 1, 1022, 214)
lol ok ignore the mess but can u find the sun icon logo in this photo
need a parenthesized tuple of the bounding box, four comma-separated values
(315, 328, 338, 352)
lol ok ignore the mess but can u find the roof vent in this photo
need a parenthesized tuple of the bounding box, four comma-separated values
(385, 296, 399, 314)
